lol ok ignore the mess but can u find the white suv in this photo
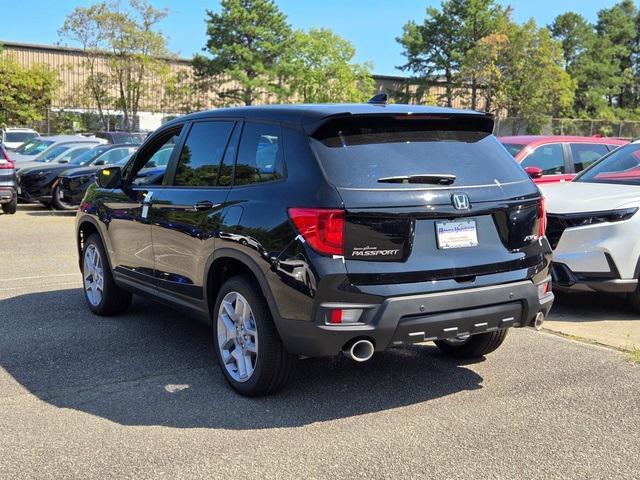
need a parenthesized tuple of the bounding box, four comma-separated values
(1, 128, 39, 150)
(541, 141, 640, 310)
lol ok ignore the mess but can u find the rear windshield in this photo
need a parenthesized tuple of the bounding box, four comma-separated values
(501, 143, 526, 157)
(311, 116, 528, 189)
(5, 132, 37, 143)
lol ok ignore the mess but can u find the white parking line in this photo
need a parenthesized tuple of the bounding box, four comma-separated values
(0, 273, 78, 282)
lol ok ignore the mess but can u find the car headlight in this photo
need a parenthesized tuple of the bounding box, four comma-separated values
(564, 207, 638, 227)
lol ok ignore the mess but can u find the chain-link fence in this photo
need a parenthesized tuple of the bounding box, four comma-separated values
(495, 117, 640, 140)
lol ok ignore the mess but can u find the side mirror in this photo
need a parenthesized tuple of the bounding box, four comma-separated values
(94, 160, 105, 166)
(96, 166, 123, 189)
(524, 166, 543, 179)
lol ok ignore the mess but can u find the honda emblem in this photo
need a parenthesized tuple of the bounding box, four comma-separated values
(452, 193, 470, 210)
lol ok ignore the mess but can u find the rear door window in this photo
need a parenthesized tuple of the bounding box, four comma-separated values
(173, 121, 234, 187)
(311, 116, 526, 188)
(520, 144, 565, 174)
(570, 143, 609, 172)
(234, 122, 284, 185)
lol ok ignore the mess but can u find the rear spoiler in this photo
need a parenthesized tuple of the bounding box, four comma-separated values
(305, 112, 495, 138)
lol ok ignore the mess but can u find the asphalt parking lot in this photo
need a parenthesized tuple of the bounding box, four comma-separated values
(1, 206, 639, 479)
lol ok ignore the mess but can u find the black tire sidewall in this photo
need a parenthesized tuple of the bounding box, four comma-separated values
(212, 276, 281, 396)
(82, 233, 131, 315)
(52, 185, 75, 210)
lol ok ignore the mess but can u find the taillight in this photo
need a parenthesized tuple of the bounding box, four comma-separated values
(288, 208, 345, 256)
(538, 197, 547, 238)
(0, 146, 13, 169)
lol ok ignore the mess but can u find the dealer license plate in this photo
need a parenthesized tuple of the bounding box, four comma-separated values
(435, 220, 478, 249)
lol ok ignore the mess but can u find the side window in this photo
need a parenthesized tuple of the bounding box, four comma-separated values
(99, 147, 135, 166)
(173, 121, 234, 187)
(60, 147, 90, 162)
(234, 122, 284, 185)
(42, 145, 70, 161)
(218, 123, 241, 187)
(127, 129, 181, 186)
(570, 143, 609, 172)
(520, 144, 565, 175)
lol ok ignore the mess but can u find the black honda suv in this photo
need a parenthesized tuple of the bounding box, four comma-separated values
(76, 103, 553, 396)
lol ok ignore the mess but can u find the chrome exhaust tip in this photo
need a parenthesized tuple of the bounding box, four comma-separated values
(345, 339, 375, 362)
(533, 312, 545, 331)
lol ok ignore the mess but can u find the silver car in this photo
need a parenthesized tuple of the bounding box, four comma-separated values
(8, 135, 106, 164)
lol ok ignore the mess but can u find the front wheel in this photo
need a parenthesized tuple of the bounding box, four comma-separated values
(52, 184, 77, 210)
(628, 283, 640, 313)
(213, 275, 294, 396)
(435, 329, 508, 358)
(82, 233, 132, 315)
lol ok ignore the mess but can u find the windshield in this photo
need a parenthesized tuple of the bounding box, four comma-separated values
(69, 146, 111, 166)
(576, 143, 640, 185)
(37, 145, 70, 162)
(500, 143, 526, 157)
(5, 132, 37, 143)
(311, 116, 527, 189)
(13, 139, 53, 155)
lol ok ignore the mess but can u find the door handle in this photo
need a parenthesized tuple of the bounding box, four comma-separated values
(141, 191, 154, 219)
(193, 200, 214, 211)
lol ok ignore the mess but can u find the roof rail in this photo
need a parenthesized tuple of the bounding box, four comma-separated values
(367, 93, 388, 105)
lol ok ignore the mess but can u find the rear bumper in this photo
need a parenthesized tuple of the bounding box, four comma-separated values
(0, 187, 16, 204)
(277, 279, 553, 357)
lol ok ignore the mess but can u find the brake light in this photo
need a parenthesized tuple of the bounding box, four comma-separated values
(538, 197, 547, 238)
(288, 208, 345, 256)
(0, 148, 14, 169)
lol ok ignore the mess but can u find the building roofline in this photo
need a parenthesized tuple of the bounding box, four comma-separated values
(0, 40, 192, 65)
(1, 40, 413, 80)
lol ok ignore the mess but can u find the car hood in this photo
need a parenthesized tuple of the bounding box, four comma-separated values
(19, 163, 72, 176)
(540, 181, 640, 214)
(59, 165, 101, 178)
(8, 152, 38, 162)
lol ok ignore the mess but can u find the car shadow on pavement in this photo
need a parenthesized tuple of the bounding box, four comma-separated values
(550, 291, 640, 323)
(0, 288, 484, 430)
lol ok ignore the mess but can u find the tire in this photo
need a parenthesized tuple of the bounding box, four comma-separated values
(435, 329, 508, 358)
(52, 184, 77, 210)
(82, 233, 132, 316)
(213, 275, 294, 396)
(629, 285, 640, 313)
(1, 198, 17, 214)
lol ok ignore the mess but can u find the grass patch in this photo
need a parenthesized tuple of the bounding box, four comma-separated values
(627, 348, 640, 365)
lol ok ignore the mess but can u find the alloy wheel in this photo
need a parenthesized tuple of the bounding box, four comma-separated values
(83, 244, 104, 306)
(217, 291, 259, 382)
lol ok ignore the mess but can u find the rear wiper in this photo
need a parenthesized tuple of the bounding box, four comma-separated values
(377, 174, 456, 185)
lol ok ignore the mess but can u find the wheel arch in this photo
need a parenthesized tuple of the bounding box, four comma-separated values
(77, 215, 108, 270)
(204, 248, 281, 327)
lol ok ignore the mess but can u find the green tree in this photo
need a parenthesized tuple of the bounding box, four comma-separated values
(193, 0, 292, 106)
(0, 55, 58, 126)
(595, 0, 637, 109)
(59, 3, 112, 129)
(285, 28, 374, 103)
(397, 0, 506, 108)
(548, 12, 595, 70)
(500, 21, 575, 133)
(60, 0, 171, 131)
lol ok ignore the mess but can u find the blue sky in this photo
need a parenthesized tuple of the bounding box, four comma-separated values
(0, 0, 622, 75)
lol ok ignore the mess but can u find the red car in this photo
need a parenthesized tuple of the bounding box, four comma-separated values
(498, 136, 628, 184)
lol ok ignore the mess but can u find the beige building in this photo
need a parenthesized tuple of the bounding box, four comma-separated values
(1, 41, 481, 130)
